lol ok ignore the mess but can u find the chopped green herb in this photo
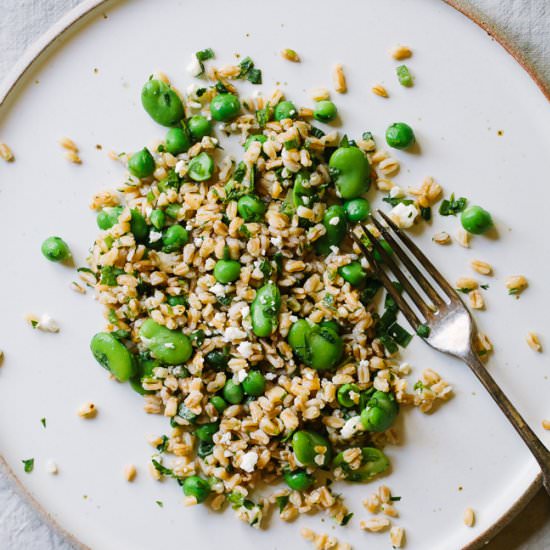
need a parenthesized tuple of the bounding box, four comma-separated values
(416, 324, 431, 338)
(196, 48, 215, 62)
(152, 459, 174, 477)
(247, 68, 262, 85)
(276, 495, 289, 513)
(30, 320, 38, 329)
(284, 139, 299, 150)
(156, 435, 169, 453)
(396, 64, 414, 87)
(341, 512, 354, 526)
(362, 131, 375, 143)
(413, 380, 426, 391)
(388, 322, 413, 347)
(233, 161, 247, 183)
(456, 287, 472, 294)
(215, 81, 229, 94)
(390, 495, 402, 502)
(155, 500, 164, 508)
(40, 418, 47, 428)
(100, 265, 124, 286)
(420, 206, 432, 221)
(480, 284, 490, 290)
(239, 224, 252, 238)
(238, 56, 254, 76)
(259, 259, 273, 279)
(323, 293, 335, 306)
(216, 294, 233, 307)
(190, 329, 206, 347)
(383, 196, 414, 208)
(22, 458, 34, 473)
(309, 126, 325, 139)
(439, 193, 467, 216)
(107, 309, 119, 325)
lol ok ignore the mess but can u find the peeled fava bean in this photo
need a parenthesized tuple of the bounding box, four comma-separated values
(90, 332, 136, 382)
(139, 319, 192, 365)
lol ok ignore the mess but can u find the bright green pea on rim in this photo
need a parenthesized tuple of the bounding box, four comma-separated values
(41, 236, 71, 262)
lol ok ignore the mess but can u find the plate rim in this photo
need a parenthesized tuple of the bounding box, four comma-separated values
(0, 1, 545, 548)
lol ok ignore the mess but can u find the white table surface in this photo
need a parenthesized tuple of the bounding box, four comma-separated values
(0, 1, 548, 548)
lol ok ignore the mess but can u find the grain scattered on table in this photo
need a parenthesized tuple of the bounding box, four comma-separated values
(124, 464, 137, 482)
(281, 49, 300, 62)
(0, 142, 14, 162)
(463, 507, 475, 527)
(390, 526, 406, 548)
(78, 401, 97, 418)
(371, 84, 389, 98)
(470, 259, 493, 276)
(390, 45, 412, 60)
(469, 290, 485, 310)
(456, 277, 478, 291)
(360, 517, 391, 532)
(433, 231, 451, 245)
(526, 332, 542, 352)
(46, 460, 58, 475)
(310, 87, 330, 101)
(333, 64, 347, 93)
(457, 228, 471, 248)
(542, 420, 550, 430)
(505, 275, 528, 296)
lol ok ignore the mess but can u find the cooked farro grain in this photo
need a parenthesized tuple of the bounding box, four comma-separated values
(390, 526, 405, 547)
(59, 137, 79, 152)
(390, 45, 412, 60)
(77, 402, 97, 418)
(471, 260, 493, 276)
(469, 290, 485, 310)
(70, 281, 86, 294)
(124, 464, 137, 481)
(505, 275, 528, 296)
(0, 142, 14, 162)
(456, 277, 478, 291)
(457, 228, 471, 248)
(542, 420, 550, 430)
(526, 332, 542, 352)
(281, 49, 300, 62)
(371, 84, 389, 98)
(433, 231, 451, 245)
(360, 517, 391, 532)
(46, 460, 58, 475)
(333, 64, 347, 93)
(463, 507, 475, 527)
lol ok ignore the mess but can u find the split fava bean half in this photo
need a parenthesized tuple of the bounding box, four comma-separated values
(333, 447, 390, 481)
(329, 146, 371, 199)
(292, 430, 332, 468)
(90, 332, 136, 382)
(250, 282, 281, 337)
(139, 318, 192, 365)
(141, 79, 185, 127)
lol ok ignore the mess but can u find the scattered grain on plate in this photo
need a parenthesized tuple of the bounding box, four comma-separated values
(363, 493, 381, 513)
(390, 526, 406, 548)
(0, 142, 15, 162)
(381, 503, 399, 517)
(526, 332, 542, 352)
(371, 84, 389, 98)
(476, 332, 493, 358)
(457, 228, 471, 248)
(505, 275, 528, 296)
(25, 313, 60, 333)
(471, 260, 493, 276)
(299, 107, 314, 118)
(59, 137, 79, 152)
(469, 290, 485, 310)
(378, 484, 391, 503)
(300, 528, 351, 550)
(463, 507, 475, 527)
(124, 464, 137, 482)
(148, 462, 162, 481)
(377, 157, 400, 176)
(310, 87, 330, 101)
(45, 460, 58, 475)
(360, 517, 391, 532)
(433, 231, 451, 245)
(376, 177, 394, 192)
(0, 349, 4, 365)
(333, 64, 347, 93)
(542, 420, 550, 430)
(456, 277, 478, 291)
(65, 150, 82, 164)
(153, 71, 170, 84)
(70, 281, 86, 294)
(281, 49, 300, 62)
(390, 45, 413, 60)
(78, 401, 97, 418)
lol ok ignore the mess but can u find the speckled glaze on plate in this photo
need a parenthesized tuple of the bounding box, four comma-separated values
(0, 1, 549, 549)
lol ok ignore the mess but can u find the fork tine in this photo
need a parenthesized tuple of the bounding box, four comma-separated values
(377, 210, 459, 300)
(359, 223, 433, 319)
(349, 231, 421, 330)
(369, 214, 446, 308)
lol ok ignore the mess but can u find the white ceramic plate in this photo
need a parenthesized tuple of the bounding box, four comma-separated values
(1, 1, 549, 549)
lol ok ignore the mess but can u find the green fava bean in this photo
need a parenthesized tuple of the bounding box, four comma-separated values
(150, 209, 165, 230)
(165, 127, 190, 155)
(130, 209, 149, 243)
(386, 122, 415, 150)
(460, 205, 493, 234)
(214, 259, 241, 284)
(237, 195, 266, 222)
(329, 146, 371, 199)
(205, 348, 230, 370)
(128, 148, 155, 178)
(250, 282, 281, 337)
(313, 100, 337, 123)
(188, 152, 214, 181)
(162, 224, 188, 252)
(90, 332, 136, 382)
(129, 356, 159, 395)
(274, 101, 297, 121)
(315, 205, 347, 255)
(223, 380, 244, 404)
(292, 430, 332, 468)
(141, 79, 185, 127)
(182, 475, 211, 503)
(338, 261, 367, 286)
(333, 447, 390, 482)
(283, 469, 314, 491)
(337, 383, 361, 408)
(195, 422, 219, 442)
(210, 395, 228, 413)
(308, 326, 343, 371)
(287, 319, 312, 363)
(164, 203, 181, 219)
(188, 115, 212, 140)
(210, 93, 241, 122)
(97, 206, 123, 230)
(344, 198, 371, 222)
(41, 236, 71, 262)
(242, 371, 266, 396)
(319, 320, 340, 334)
(360, 390, 399, 432)
(139, 319, 192, 365)
(244, 134, 267, 150)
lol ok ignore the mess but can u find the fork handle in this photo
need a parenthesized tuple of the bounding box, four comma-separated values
(464, 351, 550, 495)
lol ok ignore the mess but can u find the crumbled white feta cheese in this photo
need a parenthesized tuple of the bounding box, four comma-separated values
(219, 432, 231, 444)
(175, 159, 186, 175)
(271, 236, 283, 248)
(45, 460, 58, 475)
(36, 314, 60, 333)
(341, 416, 364, 439)
(210, 283, 226, 297)
(237, 341, 254, 358)
(235, 369, 248, 383)
(149, 230, 162, 243)
(360, 257, 369, 269)
(240, 451, 259, 473)
(186, 56, 203, 77)
(223, 327, 247, 342)
(194, 237, 203, 247)
(389, 202, 419, 229)
(329, 216, 340, 226)
(389, 186, 405, 199)
(329, 245, 340, 255)
(164, 342, 175, 349)
(265, 372, 277, 381)
(289, 315, 298, 323)
(359, 359, 370, 369)
(240, 305, 250, 319)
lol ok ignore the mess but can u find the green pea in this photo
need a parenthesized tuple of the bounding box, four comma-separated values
(188, 115, 212, 140)
(338, 261, 367, 286)
(329, 146, 371, 199)
(130, 209, 149, 243)
(150, 209, 165, 230)
(242, 371, 266, 397)
(164, 203, 181, 219)
(188, 152, 214, 181)
(315, 204, 347, 255)
(41, 236, 71, 262)
(195, 422, 219, 442)
(337, 383, 361, 408)
(97, 206, 123, 230)
(162, 224, 188, 252)
(360, 390, 399, 432)
(182, 475, 211, 503)
(205, 348, 230, 370)
(244, 134, 267, 150)
(460, 205, 493, 234)
(141, 79, 185, 127)
(210, 93, 241, 122)
(250, 282, 281, 337)
(237, 195, 266, 222)
(308, 326, 343, 371)
(165, 127, 190, 155)
(222, 380, 244, 404)
(167, 295, 186, 307)
(90, 332, 136, 382)
(344, 198, 371, 222)
(333, 447, 390, 482)
(210, 395, 228, 414)
(292, 430, 332, 468)
(128, 148, 155, 178)
(386, 122, 415, 150)
(283, 469, 314, 491)
(313, 100, 337, 123)
(274, 101, 297, 121)
(213, 259, 241, 284)
(139, 318, 193, 365)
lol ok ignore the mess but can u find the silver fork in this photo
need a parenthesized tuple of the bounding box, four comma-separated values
(350, 210, 550, 495)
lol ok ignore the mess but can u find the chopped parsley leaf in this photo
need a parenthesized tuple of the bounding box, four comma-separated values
(22, 458, 34, 473)
(439, 193, 467, 216)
